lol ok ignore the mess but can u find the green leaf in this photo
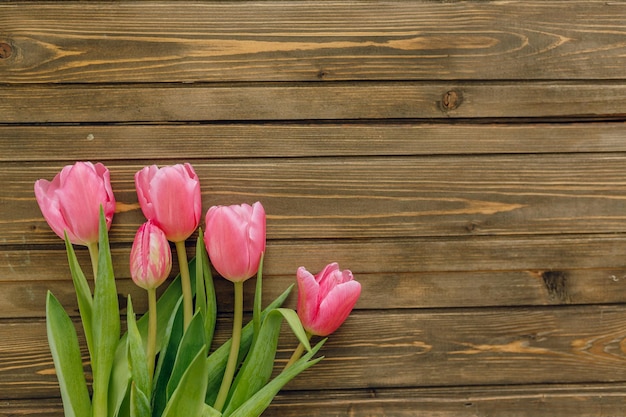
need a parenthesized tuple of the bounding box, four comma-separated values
(204, 285, 294, 406)
(130, 383, 151, 417)
(126, 296, 150, 401)
(195, 230, 207, 321)
(64, 233, 94, 361)
(222, 309, 284, 416)
(161, 346, 210, 417)
(252, 253, 264, 346)
(201, 404, 222, 417)
(275, 308, 311, 352)
(152, 298, 184, 417)
(200, 233, 217, 349)
(227, 340, 326, 417)
(166, 311, 207, 400)
(91, 207, 121, 417)
(46, 291, 91, 417)
(109, 258, 199, 417)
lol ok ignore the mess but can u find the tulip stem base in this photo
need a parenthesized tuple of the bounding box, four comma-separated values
(214, 280, 244, 412)
(175, 240, 193, 330)
(284, 332, 312, 370)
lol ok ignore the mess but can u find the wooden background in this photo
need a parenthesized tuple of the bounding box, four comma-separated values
(2, 1, 626, 415)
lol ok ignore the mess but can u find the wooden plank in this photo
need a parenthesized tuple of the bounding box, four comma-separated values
(10, 234, 626, 283)
(2, 266, 626, 318)
(4, 383, 626, 417)
(6, 154, 626, 245)
(2, 1, 626, 83)
(3, 305, 626, 399)
(3, 83, 626, 123)
(3, 122, 626, 162)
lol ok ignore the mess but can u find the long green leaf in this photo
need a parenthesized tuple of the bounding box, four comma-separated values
(227, 340, 326, 417)
(109, 259, 198, 417)
(275, 308, 311, 352)
(64, 233, 94, 360)
(126, 296, 150, 403)
(152, 298, 184, 417)
(204, 285, 294, 406)
(200, 232, 217, 349)
(92, 208, 121, 417)
(223, 308, 314, 416)
(161, 346, 210, 417)
(130, 383, 151, 417)
(166, 311, 206, 400)
(195, 230, 207, 320)
(46, 291, 91, 417)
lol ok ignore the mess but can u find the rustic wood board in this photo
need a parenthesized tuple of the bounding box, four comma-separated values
(1, 1, 626, 83)
(5, 154, 626, 245)
(3, 83, 626, 123)
(3, 306, 626, 399)
(3, 0, 626, 415)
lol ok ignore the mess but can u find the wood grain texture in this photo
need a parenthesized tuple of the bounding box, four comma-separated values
(4, 122, 626, 162)
(3, 306, 626, 399)
(5, 154, 626, 245)
(3, 0, 626, 415)
(1, 1, 626, 83)
(3, 234, 626, 318)
(3, 82, 626, 123)
(6, 383, 626, 417)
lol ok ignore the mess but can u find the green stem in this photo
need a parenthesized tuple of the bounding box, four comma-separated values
(87, 241, 99, 280)
(175, 240, 193, 330)
(147, 287, 157, 386)
(214, 280, 244, 412)
(284, 332, 312, 371)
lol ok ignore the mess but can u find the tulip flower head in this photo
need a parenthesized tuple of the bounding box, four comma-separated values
(297, 263, 361, 337)
(204, 202, 266, 282)
(34, 161, 116, 246)
(130, 220, 172, 290)
(135, 163, 202, 242)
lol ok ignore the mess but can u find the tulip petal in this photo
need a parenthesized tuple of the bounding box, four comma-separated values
(296, 267, 320, 331)
(311, 280, 361, 336)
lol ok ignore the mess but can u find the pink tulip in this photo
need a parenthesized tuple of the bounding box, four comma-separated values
(130, 220, 172, 290)
(34, 162, 116, 246)
(135, 163, 202, 242)
(296, 263, 361, 336)
(204, 202, 266, 282)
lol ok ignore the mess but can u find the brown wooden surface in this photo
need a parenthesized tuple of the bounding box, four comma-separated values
(2, 1, 626, 416)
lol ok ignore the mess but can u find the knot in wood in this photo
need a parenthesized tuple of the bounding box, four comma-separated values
(440, 90, 463, 111)
(0, 42, 13, 59)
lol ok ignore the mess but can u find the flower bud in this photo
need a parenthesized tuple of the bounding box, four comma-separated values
(204, 202, 266, 282)
(135, 163, 201, 242)
(130, 221, 172, 290)
(34, 161, 116, 246)
(296, 263, 361, 336)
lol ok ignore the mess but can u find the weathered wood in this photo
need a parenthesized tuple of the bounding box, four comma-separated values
(3, 234, 626, 318)
(2, 1, 626, 83)
(3, 305, 626, 399)
(2, 268, 626, 319)
(5, 154, 626, 245)
(4, 123, 626, 162)
(3, 83, 626, 123)
(5, 383, 626, 417)
(3, 0, 626, 414)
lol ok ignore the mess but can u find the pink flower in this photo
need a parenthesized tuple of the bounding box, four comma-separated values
(34, 162, 116, 246)
(297, 263, 361, 336)
(135, 164, 202, 242)
(204, 202, 266, 282)
(130, 221, 172, 290)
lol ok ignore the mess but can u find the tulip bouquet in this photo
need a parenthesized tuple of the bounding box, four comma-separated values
(34, 162, 361, 417)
